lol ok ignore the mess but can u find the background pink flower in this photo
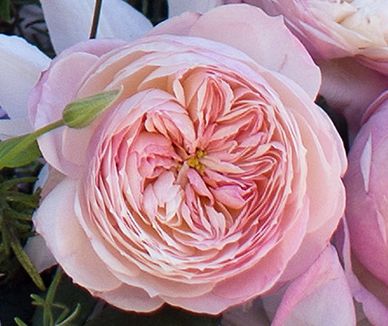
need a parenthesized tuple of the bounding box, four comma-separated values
(29, 4, 348, 318)
(344, 91, 388, 322)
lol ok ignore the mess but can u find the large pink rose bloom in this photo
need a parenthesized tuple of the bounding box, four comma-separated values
(30, 5, 346, 314)
(345, 91, 388, 312)
(229, 0, 388, 136)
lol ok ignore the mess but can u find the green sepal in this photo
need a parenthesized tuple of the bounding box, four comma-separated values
(63, 89, 121, 128)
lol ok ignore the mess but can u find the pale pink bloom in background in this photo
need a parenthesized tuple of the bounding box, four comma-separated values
(343, 91, 388, 323)
(169, 0, 388, 137)
(26, 3, 350, 319)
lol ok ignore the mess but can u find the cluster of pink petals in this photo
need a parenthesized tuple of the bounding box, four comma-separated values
(29, 5, 347, 316)
(344, 91, 388, 320)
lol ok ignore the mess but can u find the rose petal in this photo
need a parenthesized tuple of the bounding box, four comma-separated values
(41, 0, 152, 54)
(162, 200, 309, 314)
(93, 284, 164, 312)
(272, 245, 356, 326)
(24, 235, 57, 272)
(345, 100, 388, 285)
(259, 69, 346, 281)
(188, 5, 321, 98)
(33, 178, 121, 291)
(336, 220, 388, 326)
(29, 39, 125, 177)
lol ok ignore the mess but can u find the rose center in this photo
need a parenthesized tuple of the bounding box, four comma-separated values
(186, 149, 206, 173)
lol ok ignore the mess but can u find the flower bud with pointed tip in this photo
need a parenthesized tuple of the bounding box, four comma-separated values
(62, 89, 121, 129)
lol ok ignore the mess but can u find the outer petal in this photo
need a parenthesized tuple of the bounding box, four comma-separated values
(40, 0, 152, 54)
(29, 39, 125, 177)
(24, 165, 62, 272)
(0, 35, 50, 135)
(345, 94, 388, 286)
(161, 202, 309, 314)
(24, 235, 57, 272)
(260, 70, 346, 281)
(272, 246, 356, 326)
(33, 178, 121, 291)
(167, 0, 224, 17)
(336, 220, 388, 326)
(154, 5, 321, 99)
(93, 284, 164, 313)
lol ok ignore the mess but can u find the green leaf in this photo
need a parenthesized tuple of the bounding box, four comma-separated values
(14, 317, 28, 326)
(0, 118, 64, 169)
(56, 303, 81, 325)
(31, 294, 45, 306)
(9, 232, 46, 291)
(6, 191, 40, 208)
(0, 134, 41, 169)
(32, 271, 97, 326)
(63, 89, 121, 128)
(0, 0, 11, 23)
(0, 177, 37, 191)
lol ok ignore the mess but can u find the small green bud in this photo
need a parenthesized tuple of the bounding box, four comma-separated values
(0, 89, 121, 170)
(63, 89, 121, 128)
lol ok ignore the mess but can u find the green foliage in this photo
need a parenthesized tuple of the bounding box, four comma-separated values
(0, 135, 41, 169)
(0, 0, 39, 23)
(0, 0, 11, 22)
(0, 171, 44, 289)
(13, 269, 220, 325)
(30, 269, 86, 326)
(11, 268, 221, 326)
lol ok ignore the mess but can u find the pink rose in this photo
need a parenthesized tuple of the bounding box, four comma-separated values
(344, 91, 388, 321)
(193, 0, 388, 136)
(30, 5, 347, 315)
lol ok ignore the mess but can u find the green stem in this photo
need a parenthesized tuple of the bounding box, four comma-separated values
(89, 0, 103, 39)
(43, 267, 64, 326)
(33, 119, 64, 138)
